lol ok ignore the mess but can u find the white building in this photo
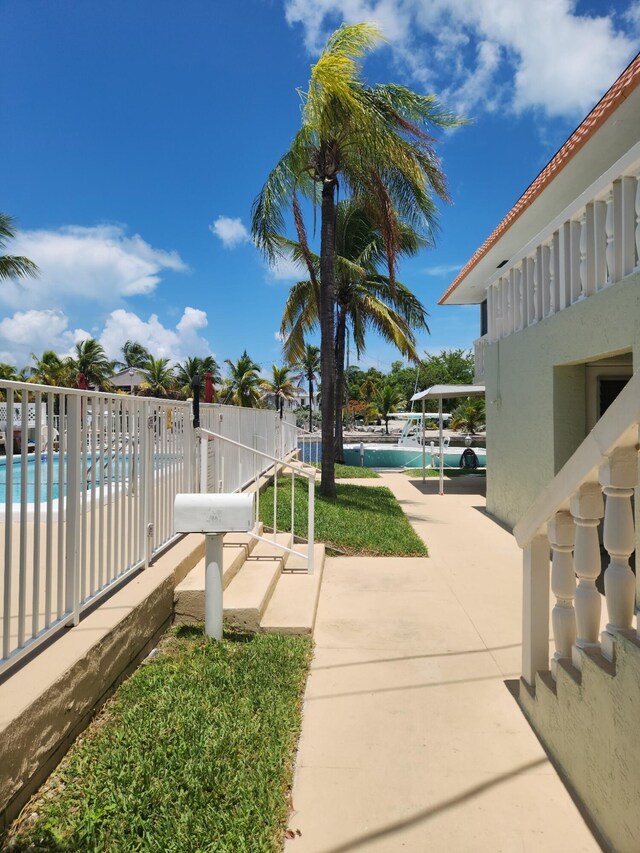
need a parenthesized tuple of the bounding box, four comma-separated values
(440, 54, 640, 851)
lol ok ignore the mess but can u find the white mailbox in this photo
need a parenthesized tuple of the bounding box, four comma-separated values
(174, 493, 254, 534)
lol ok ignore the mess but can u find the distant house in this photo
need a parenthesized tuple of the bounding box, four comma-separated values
(111, 368, 146, 394)
(440, 54, 640, 852)
(262, 387, 308, 412)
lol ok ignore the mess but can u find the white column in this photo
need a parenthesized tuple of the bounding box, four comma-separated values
(522, 535, 551, 686)
(604, 192, 615, 286)
(578, 211, 588, 300)
(599, 449, 637, 644)
(570, 483, 604, 669)
(549, 511, 576, 678)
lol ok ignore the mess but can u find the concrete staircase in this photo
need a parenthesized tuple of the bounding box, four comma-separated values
(173, 523, 326, 635)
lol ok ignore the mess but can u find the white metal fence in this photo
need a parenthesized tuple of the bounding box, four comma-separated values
(0, 380, 298, 675)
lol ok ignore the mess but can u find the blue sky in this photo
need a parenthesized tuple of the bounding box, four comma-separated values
(1, 0, 639, 376)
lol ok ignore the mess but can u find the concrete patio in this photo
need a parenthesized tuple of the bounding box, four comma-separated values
(285, 472, 601, 852)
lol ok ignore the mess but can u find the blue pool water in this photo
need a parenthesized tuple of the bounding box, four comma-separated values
(342, 443, 487, 469)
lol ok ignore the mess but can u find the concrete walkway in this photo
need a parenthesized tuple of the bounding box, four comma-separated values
(285, 472, 600, 852)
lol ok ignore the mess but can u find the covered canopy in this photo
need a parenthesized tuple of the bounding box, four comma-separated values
(411, 384, 485, 401)
(409, 384, 486, 494)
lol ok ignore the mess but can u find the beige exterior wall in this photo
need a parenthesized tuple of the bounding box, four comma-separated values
(519, 631, 640, 853)
(484, 271, 640, 529)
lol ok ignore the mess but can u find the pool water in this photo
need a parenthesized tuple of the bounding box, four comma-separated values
(342, 443, 487, 469)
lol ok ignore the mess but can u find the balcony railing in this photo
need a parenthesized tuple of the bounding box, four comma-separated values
(483, 142, 640, 351)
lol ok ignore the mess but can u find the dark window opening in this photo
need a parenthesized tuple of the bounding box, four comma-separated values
(480, 300, 488, 337)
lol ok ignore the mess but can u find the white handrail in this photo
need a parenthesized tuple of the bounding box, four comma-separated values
(197, 426, 315, 574)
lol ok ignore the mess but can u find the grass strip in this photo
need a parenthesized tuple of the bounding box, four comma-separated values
(4, 629, 312, 853)
(402, 467, 486, 478)
(260, 477, 427, 557)
(312, 462, 379, 479)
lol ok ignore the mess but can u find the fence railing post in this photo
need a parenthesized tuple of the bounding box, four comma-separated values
(65, 395, 82, 625)
(521, 534, 550, 686)
(142, 401, 154, 568)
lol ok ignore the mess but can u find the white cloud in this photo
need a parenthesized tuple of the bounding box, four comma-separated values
(0, 309, 91, 366)
(210, 216, 251, 249)
(99, 307, 212, 365)
(274, 330, 285, 342)
(0, 306, 212, 369)
(422, 262, 463, 276)
(266, 255, 306, 281)
(0, 224, 187, 312)
(285, 0, 639, 118)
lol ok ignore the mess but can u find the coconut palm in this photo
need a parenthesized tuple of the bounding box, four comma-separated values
(280, 200, 429, 459)
(116, 340, 151, 370)
(252, 23, 461, 497)
(71, 338, 115, 389)
(375, 384, 403, 435)
(139, 356, 176, 398)
(223, 351, 262, 408)
(0, 213, 39, 283)
(27, 351, 75, 387)
(260, 365, 298, 418)
(290, 344, 320, 432)
(450, 398, 485, 436)
(175, 356, 222, 399)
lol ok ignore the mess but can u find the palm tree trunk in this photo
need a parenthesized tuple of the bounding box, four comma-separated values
(334, 306, 347, 463)
(319, 177, 337, 498)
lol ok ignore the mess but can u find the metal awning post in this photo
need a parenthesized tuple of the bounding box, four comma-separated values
(438, 396, 444, 496)
(421, 399, 426, 483)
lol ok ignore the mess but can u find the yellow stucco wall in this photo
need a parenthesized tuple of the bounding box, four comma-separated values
(484, 271, 640, 529)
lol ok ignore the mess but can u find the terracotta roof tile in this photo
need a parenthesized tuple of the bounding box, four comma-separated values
(439, 52, 640, 304)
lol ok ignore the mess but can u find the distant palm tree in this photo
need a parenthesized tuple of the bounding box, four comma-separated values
(450, 398, 485, 436)
(375, 385, 403, 435)
(223, 351, 262, 408)
(174, 356, 222, 399)
(0, 213, 39, 283)
(27, 351, 75, 387)
(290, 344, 320, 432)
(260, 365, 298, 418)
(140, 356, 176, 398)
(71, 338, 115, 389)
(116, 340, 151, 370)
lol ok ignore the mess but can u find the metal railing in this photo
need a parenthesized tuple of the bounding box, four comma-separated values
(295, 426, 321, 468)
(197, 426, 316, 574)
(0, 381, 303, 674)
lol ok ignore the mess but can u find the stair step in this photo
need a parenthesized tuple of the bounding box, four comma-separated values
(260, 544, 326, 635)
(222, 533, 292, 633)
(173, 529, 260, 627)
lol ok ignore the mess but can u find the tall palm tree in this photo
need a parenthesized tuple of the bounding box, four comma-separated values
(116, 340, 151, 370)
(71, 338, 115, 389)
(223, 351, 262, 408)
(0, 213, 39, 283)
(280, 200, 430, 459)
(260, 365, 298, 418)
(139, 356, 176, 398)
(252, 23, 461, 497)
(291, 344, 320, 432)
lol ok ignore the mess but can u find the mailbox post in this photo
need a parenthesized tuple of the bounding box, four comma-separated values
(174, 493, 254, 640)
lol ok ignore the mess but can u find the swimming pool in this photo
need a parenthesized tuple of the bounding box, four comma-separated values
(342, 443, 487, 469)
(0, 451, 178, 505)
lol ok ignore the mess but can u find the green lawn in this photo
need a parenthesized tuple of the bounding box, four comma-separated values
(3, 630, 312, 853)
(260, 477, 427, 556)
(313, 462, 380, 478)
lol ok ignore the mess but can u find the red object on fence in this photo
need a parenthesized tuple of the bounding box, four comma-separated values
(204, 371, 213, 403)
(77, 372, 88, 390)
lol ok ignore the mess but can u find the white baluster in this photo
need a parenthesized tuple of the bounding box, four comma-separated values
(548, 239, 556, 315)
(599, 449, 637, 654)
(605, 191, 615, 286)
(549, 512, 576, 678)
(578, 211, 587, 300)
(570, 483, 604, 670)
